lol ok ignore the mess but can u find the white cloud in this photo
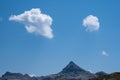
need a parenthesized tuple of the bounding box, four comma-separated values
(9, 8, 53, 39)
(0, 17, 2, 22)
(83, 15, 100, 32)
(101, 51, 109, 56)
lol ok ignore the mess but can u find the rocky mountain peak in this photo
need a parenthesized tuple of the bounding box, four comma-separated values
(60, 61, 86, 74)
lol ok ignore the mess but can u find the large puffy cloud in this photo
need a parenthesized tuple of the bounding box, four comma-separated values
(9, 8, 53, 39)
(83, 15, 100, 32)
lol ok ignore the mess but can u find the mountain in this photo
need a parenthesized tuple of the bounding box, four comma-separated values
(89, 72, 120, 80)
(0, 61, 95, 80)
(60, 61, 86, 74)
(39, 61, 95, 80)
(2, 61, 117, 80)
(0, 72, 37, 80)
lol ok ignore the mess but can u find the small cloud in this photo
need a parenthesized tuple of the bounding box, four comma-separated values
(9, 8, 53, 39)
(0, 17, 3, 22)
(101, 51, 109, 56)
(83, 15, 100, 32)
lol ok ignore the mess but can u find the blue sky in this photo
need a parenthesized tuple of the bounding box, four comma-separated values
(0, 0, 120, 76)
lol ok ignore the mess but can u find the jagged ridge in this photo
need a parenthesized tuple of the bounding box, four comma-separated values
(0, 61, 111, 80)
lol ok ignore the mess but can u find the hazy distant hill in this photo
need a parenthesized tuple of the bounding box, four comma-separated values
(0, 61, 119, 80)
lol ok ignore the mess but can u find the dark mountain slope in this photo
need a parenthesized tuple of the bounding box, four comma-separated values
(89, 72, 120, 80)
(95, 71, 107, 76)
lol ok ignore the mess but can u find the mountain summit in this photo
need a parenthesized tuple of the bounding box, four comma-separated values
(60, 61, 86, 74)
